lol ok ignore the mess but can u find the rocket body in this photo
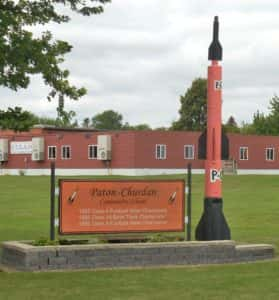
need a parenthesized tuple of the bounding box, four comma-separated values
(205, 60, 222, 199)
(195, 16, 230, 241)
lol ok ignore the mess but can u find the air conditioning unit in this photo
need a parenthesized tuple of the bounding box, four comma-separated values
(97, 135, 112, 160)
(32, 137, 45, 161)
(0, 139, 8, 162)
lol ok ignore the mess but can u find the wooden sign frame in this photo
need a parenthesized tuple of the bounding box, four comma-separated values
(59, 179, 185, 235)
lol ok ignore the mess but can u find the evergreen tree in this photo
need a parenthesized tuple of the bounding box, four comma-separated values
(268, 95, 279, 134)
(223, 116, 240, 133)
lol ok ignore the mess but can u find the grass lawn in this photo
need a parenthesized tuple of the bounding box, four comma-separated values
(0, 174, 279, 299)
(1, 261, 279, 300)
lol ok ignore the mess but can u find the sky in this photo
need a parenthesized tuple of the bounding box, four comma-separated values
(1, 0, 279, 128)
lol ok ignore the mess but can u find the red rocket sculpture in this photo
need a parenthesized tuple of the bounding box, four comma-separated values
(196, 16, 231, 240)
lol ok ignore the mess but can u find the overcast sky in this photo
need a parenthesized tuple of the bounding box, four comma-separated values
(1, 0, 279, 128)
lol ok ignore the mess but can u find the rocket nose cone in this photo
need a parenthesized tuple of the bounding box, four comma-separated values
(208, 16, 222, 61)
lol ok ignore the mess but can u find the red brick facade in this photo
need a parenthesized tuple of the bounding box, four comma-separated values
(1, 127, 279, 175)
(228, 134, 279, 170)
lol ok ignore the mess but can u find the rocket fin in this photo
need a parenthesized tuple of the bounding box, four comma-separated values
(198, 130, 229, 160)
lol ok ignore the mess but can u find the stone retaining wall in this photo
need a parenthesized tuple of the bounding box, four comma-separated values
(1, 240, 274, 271)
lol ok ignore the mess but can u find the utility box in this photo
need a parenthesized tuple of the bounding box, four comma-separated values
(32, 137, 45, 161)
(0, 139, 8, 162)
(97, 135, 112, 160)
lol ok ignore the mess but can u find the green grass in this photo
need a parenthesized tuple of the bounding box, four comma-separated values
(1, 261, 279, 300)
(0, 174, 279, 299)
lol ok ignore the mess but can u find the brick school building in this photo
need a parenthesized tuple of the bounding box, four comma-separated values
(1, 126, 279, 175)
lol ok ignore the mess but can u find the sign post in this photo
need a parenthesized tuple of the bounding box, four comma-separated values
(186, 163, 192, 241)
(50, 162, 56, 241)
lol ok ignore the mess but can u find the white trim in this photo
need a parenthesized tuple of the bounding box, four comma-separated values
(130, 168, 204, 176)
(265, 147, 275, 161)
(0, 168, 204, 176)
(239, 146, 248, 160)
(48, 146, 57, 160)
(155, 144, 166, 160)
(237, 169, 279, 175)
(88, 144, 98, 160)
(61, 145, 71, 160)
(2, 168, 279, 176)
(184, 145, 195, 159)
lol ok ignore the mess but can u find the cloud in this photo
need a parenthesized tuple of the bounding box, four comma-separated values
(1, 1, 279, 128)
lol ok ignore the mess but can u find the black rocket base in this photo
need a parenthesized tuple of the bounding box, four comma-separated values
(195, 198, 230, 241)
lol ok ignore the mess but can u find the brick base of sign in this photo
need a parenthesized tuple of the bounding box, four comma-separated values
(1, 241, 274, 272)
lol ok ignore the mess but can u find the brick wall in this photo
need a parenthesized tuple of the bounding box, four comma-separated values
(1, 241, 274, 271)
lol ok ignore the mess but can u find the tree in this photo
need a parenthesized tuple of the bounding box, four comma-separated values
(240, 122, 256, 135)
(0, 0, 110, 102)
(239, 112, 271, 135)
(91, 110, 123, 130)
(223, 116, 240, 133)
(132, 124, 152, 130)
(251, 111, 271, 135)
(154, 127, 168, 131)
(239, 95, 279, 135)
(34, 116, 57, 127)
(123, 123, 152, 130)
(172, 78, 207, 131)
(226, 116, 237, 127)
(55, 99, 78, 127)
(86, 110, 153, 130)
(0, 107, 37, 131)
(82, 117, 91, 128)
(0, 106, 80, 131)
(56, 109, 78, 128)
(267, 95, 279, 134)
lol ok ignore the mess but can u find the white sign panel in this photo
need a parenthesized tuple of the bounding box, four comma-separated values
(210, 168, 222, 183)
(55, 218, 59, 227)
(10, 141, 32, 154)
(214, 80, 222, 90)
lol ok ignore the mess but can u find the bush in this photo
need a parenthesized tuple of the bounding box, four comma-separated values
(18, 170, 26, 176)
(32, 237, 58, 246)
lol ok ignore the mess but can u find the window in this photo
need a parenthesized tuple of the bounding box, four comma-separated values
(156, 144, 166, 159)
(184, 145, 194, 159)
(61, 145, 71, 159)
(88, 145, 98, 159)
(239, 147, 248, 160)
(48, 146, 56, 159)
(266, 148, 274, 161)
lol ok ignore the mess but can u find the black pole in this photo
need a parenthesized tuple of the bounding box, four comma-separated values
(50, 162, 56, 241)
(187, 163, 192, 241)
